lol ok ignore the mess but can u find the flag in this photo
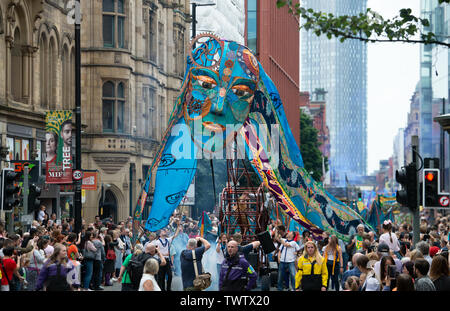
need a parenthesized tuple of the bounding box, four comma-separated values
(45, 110, 73, 184)
(200, 211, 212, 237)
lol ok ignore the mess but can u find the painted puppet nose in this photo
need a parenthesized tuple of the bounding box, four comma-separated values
(210, 88, 226, 115)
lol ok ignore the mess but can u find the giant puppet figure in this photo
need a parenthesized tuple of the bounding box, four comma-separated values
(132, 34, 373, 243)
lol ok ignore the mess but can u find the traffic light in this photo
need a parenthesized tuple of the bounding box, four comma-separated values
(357, 192, 362, 201)
(422, 168, 445, 208)
(1, 168, 21, 212)
(395, 163, 417, 209)
(28, 183, 42, 212)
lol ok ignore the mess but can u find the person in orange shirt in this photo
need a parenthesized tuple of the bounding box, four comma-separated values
(66, 233, 81, 261)
(66, 232, 82, 290)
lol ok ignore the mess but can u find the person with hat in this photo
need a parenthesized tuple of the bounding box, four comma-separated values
(373, 243, 402, 278)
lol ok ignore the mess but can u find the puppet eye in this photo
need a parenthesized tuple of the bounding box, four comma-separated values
(196, 76, 217, 89)
(231, 85, 253, 97)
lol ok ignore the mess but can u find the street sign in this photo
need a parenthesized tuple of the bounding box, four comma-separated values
(73, 170, 83, 181)
(439, 196, 449, 207)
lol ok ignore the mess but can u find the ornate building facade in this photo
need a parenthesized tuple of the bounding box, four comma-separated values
(0, 0, 190, 223)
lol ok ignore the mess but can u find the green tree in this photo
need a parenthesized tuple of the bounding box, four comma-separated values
(300, 113, 328, 182)
(276, 0, 450, 47)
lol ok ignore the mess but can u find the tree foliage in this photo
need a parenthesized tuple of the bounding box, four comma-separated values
(300, 113, 328, 182)
(276, 0, 450, 48)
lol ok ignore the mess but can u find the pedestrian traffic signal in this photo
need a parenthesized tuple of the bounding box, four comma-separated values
(395, 163, 417, 209)
(28, 183, 42, 212)
(1, 168, 21, 212)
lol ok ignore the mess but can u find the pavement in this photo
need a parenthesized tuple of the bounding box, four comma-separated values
(104, 280, 122, 291)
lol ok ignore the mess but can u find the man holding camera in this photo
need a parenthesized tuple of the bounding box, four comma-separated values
(180, 236, 210, 291)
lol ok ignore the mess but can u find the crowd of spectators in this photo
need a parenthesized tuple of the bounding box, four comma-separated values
(1, 205, 450, 292)
(266, 211, 450, 291)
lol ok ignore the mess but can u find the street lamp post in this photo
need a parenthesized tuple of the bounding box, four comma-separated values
(74, 0, 82, 234)
(191, 1, 216, 45)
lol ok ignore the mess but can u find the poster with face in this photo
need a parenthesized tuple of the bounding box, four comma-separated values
(6, 137, 14, 162)
(45, 110, 73, 184)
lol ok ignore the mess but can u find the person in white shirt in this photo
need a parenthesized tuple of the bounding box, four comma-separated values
(276, 231, 300, 291)
(37, 205, 46, 223)
(216, 233, 228, 276)
(322, 235, 344, 291)
(153, 221, 181, 291)
(139, 258, 161, 291)
(379, 220, 401, 258)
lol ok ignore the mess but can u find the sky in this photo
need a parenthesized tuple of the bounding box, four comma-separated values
(366, 0, 421, 174)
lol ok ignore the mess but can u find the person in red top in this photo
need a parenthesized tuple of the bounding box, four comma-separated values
(66, 233, 81, 261)
(1, 246, 25, 291)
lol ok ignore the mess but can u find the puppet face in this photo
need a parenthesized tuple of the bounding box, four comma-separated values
(184, 38, 259, 152)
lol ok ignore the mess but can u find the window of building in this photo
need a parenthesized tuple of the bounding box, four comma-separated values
(148, 9, 157, 62)
(6, 137, 31, 161)
(11, 28, 23, 102)
(103, 0, 125, 48)
(247, 0, 257, 54)
(142, 86, 157, 139)
(102, 81, 125, 133)
(173, 28, 185, 76)
(39, 33, 48, 108)
(158, 22, 165, 70)
(159, 95, 165, 140)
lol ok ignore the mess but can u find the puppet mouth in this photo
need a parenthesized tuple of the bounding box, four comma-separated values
(203, 122, 226, 132)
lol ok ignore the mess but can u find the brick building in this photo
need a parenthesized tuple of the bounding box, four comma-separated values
(245, 0, 300, 146)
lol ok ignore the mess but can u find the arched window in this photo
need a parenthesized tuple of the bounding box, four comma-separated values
(39, 33, 48, 108)
(102, 81, 125, 133)
(103, 0, 125, 48)
(61, 44, 69, 109)
(11, 28, 23, 101)
(0, 7, 4, 35)
(117, 82, 124, 133)
(49, 37, 57, 109)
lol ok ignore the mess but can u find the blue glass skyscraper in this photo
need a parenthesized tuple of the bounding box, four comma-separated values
(300, 0, 368, 186)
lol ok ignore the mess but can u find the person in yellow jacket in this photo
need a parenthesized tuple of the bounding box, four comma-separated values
(295, 241, 328, 291)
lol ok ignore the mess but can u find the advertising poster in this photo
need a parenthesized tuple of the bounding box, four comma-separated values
(45, 110, 73, 184)
(82, 171, 98, 190)
(6, 137, 14, 162)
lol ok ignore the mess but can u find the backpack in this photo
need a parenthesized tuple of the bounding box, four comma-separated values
(45, 263, 71, 291)
(127, 253, 152, 290)
(106, 248, 116, 260)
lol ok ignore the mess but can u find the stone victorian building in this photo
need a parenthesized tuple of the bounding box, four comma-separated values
(0, 0, 190, 223)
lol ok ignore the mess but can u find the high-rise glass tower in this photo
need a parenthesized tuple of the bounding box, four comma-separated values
(300, 0, 368, 186)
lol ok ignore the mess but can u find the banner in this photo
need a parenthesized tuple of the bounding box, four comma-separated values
(82, 171, 98, 190)
(45, 110, 73, 184)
